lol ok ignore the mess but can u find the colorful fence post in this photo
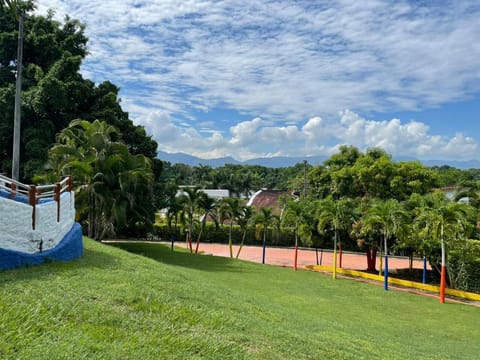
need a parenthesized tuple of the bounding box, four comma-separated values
(10, 183, 16, 199)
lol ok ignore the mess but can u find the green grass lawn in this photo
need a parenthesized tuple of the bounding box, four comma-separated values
(1, 239, 479, 359)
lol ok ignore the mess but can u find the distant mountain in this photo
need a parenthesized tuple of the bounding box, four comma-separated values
(157, 151, 240, 167)
(422, 159, 480, 169)
(157, 150, 480, 169)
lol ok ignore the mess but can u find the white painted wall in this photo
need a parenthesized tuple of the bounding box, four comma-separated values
(0, 192, 75, 254)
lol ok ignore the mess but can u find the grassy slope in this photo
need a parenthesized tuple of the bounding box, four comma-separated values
(0, 239, 479, 360)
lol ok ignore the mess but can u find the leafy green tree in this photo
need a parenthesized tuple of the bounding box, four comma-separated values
(0, 5, 157, 181)
(454, 179, 480, 209)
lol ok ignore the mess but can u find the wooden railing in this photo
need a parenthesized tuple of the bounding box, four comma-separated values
(0, 174, 73, 230)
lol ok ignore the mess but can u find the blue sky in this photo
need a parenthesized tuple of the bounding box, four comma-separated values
(36, 0, 480, 161)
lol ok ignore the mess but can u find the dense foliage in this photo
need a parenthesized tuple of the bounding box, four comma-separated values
(0, 2, 157, 182)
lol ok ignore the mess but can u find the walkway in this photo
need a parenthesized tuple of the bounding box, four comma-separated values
(172, 241, 426, 271)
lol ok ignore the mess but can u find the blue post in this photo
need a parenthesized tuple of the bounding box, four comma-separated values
(170, 232, 175, 252)
(384, 255, 389, 290)
(422, 256, 427, 284)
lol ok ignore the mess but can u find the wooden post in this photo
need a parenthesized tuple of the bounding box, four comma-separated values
(10, 183, 16, 199)
(67, 176, 73, 192)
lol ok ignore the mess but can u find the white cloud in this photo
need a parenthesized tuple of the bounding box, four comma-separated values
(33, 0, 480, 160)
(135, 109, 478, 161)
(35, 0, 480, 118)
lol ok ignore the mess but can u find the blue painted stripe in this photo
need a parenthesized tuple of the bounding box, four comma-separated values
(0, 223, 83, 270)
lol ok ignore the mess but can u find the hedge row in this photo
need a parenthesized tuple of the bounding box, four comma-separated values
(154, 223, 297, 247)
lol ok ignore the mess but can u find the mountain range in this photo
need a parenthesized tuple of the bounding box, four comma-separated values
(157, 150, 480, 169)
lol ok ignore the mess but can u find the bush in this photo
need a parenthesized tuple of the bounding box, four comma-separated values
(154, 223, 297, 247)
(447, 239, 480, 294)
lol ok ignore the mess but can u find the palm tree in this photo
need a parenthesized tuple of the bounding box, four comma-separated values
(255, 207, 277, 265)
(195, 193, 217, 254)
(49, 119, 153, 240)
(235, 205, 254, 259)
(221, 197, 242, 258)
(177, 187, 203, 253)
(282, 198, 309, 270)
(362, 199, 407, 290)
(317, 197, 356, 279)
(416, 201, 471, 303)
(48, 119, 153, 240)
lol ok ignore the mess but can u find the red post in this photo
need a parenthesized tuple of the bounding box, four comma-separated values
(29, 185, 36, 230)
(440, 266, 446, 304)
(339, 243, 343, 268)
(67, 176, 73, 192)
(10, 183, 16, 199)
(294, 244, 298, 270)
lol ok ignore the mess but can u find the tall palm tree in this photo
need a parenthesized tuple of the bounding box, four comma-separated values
(195, 193, 217, 254)
(416, 201, 471, 303)
(282, 198, 310, 270)
(317, 197, 356, 279)
(362, 199, 407, 290)
(222, 197, 242, 258)
(255, 207, 277, 265)
(236, 205, 254, 259)
(177, 187, 203, 253)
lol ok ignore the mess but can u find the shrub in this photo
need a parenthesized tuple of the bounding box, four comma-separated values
(447, 239, 480, 293)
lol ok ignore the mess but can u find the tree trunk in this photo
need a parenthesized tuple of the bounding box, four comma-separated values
(229, 223, 234, 258)
(365, 246, 377, 272)
(235, 230, 247, 259)
(293, 227, 298, 271)
(262, 225, 267, 264)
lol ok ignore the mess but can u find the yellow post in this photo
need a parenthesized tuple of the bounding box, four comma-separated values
(332, 248, 337, 279)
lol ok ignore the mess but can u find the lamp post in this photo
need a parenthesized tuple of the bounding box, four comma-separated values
(12, 11, 24, 180)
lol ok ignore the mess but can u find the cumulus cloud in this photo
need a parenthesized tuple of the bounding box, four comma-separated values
(34, 0, 480, 160)
(135, 109, 478, 161)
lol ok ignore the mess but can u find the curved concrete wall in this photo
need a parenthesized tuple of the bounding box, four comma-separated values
(0, 191, 75, 253)
(0, 186, 82, 270)
(0, 222, 83, 270)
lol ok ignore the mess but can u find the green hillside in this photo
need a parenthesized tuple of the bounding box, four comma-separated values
(1, 239, 479, 359)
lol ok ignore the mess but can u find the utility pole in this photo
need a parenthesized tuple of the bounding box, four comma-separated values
(12, 11, 23, 180)
(303, 160, 307, 197)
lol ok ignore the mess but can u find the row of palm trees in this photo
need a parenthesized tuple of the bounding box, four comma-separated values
(165, 187, 280, 264)
(166, 187, 476, 303)
(310, 193, 474, 303)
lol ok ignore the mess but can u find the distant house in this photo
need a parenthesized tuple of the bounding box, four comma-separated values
(247, 189, 292, 215)
(176, 188, 230, 200)
(439, 186, 469, 204)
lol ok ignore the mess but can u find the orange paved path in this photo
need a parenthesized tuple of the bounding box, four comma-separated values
(172, 241, 427, 271)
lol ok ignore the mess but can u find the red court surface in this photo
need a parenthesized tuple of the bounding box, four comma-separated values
(172, 241, 426, 271)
